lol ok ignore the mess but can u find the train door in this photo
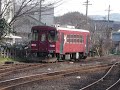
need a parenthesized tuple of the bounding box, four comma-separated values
(31, 30, 39, 52)
(86, 35, 89, 54)
(60, 33, 64, 54)
(38, 32, 48, 53)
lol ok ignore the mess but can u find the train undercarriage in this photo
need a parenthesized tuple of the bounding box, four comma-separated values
(29, 52, 88, 62)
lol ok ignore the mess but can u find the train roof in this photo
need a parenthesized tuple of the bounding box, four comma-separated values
(32, 26, 90, 33)
(32, 26, 56, 30)
(57, 27, 90, 33)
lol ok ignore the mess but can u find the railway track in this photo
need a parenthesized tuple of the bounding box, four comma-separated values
(79, 61, 120, 90)
(0, 63, 114, 90)
(0, 63, 48, 79)
(0, 63, 39, 73)
(0, 60, 105, 81)
(0, 55, 117, 77)
(106, 77, 120, 90)
(0, 61, 79, 80)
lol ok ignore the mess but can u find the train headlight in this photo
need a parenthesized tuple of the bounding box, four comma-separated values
(31, 44, 36, 46)
(50, 45, 55, 47)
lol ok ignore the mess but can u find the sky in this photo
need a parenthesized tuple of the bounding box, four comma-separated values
(54, 0, 120, 16)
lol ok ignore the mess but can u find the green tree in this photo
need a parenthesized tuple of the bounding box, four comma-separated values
(0, 18, 11, 40)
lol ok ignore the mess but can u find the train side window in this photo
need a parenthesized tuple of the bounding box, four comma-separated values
(41, 34, 46, 41)
(70, 35, 72, 43)
(70, 34, 73, 43)
(67, 35, 70, 43)
(74, 34, 77, 44)
(76, 35, 79, 43)
(80, 35, 83, 43)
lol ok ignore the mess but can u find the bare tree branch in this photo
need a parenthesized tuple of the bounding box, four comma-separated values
(8, 0, 63, 25)
(0, 0, 12, 17)
(9, 0, 40, 24)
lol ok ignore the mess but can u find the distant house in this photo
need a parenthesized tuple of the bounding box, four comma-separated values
(112, 31, 120, 42)
(4, 34, 22, 45)
(112, 30, 120, 53)
(91, 20, 120, 31)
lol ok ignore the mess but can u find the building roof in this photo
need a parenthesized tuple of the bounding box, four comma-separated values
(4, 34, 22, 39)
(57, 27, 90, 33)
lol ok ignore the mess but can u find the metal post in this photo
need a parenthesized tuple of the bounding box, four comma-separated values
(0, 0, 1, 18)
(105, 5, 111, 38)
(83, 0, 92, 24)
(107, 5, 110, 28)
(39, 0, 42, 22)
(86, 0, 88, 23)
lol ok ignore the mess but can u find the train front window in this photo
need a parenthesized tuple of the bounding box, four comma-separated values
(32, 31, 38, 41)
(41, 34, 46, 41)
(48, 30, 57, 42)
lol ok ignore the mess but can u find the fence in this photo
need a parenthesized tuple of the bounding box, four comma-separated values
(0, 44, 30, 59)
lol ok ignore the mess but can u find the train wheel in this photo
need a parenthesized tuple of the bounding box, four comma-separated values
(37, 52, 40, 57)
(78, 53, 82, 59)
(70, 54, 73, 59)
(57, 54, 64, 61)
(61, 55, 65, 60)
(56, 54, 60, 60)
(72, 53, 76, 61)
(79, 53, 85, 59)
(82, 56, 87, 59)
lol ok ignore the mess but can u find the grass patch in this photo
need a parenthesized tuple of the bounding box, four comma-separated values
(0, 56, 19, 64)
(0, 56, 37, 64)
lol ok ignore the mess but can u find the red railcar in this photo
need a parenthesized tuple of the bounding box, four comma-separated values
(31, 26, 90, 61)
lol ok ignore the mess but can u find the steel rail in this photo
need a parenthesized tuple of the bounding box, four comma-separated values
(79, 61, 120, 90)
(0, 63, 113, 90)
(0, 64, 47, 78)
(0, 63, 39, 73)
(106, 77, 120, 90)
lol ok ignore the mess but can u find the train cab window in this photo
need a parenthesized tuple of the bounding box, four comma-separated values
(48, 30, 57, 42)
(41, 34, 46, 41)
(32, 30, 38, 41)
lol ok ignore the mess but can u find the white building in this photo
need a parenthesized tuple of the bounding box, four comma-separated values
(4, 33, 22, 45)
(1, 0, 54, 42)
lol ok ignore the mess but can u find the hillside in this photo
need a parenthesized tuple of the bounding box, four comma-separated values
(54, 12, 91, 29)
(89, 13, 120, 21)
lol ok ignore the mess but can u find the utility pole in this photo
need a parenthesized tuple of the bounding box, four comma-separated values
(105, 5, 111, 26)
(83, 0, 92, 24)
(105, 5, 112, 38)
(105, 5, 112, 55)
(39, 0, 44, 22)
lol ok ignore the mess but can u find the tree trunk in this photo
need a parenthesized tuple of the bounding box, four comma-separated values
(0, 0, 1, 18)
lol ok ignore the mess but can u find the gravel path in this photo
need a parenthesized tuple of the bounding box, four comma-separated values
(0, 55, 119, 81)
(10, 63, 120, 90)
(11, 69, 106, 90)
